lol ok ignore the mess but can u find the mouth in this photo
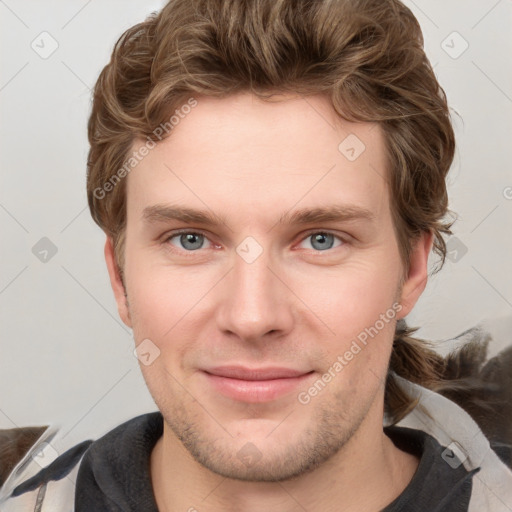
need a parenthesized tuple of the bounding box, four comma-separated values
(201, 366, 315, 403)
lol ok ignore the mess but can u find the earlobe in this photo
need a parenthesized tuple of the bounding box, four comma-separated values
(104, 236, 132, 328)
(397, 231, 434, 319)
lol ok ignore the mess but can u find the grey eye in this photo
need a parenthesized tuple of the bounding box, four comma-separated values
(310, 233, 335, 251)
(170, 233, 207, 251)
(299, 232, 343, 251)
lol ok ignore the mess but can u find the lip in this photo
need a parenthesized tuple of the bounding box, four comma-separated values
(202, 366, 315, 403)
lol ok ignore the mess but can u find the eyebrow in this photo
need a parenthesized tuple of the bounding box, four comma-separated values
(141, 204, 375, 228)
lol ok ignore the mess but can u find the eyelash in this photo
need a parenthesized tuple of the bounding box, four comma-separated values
(162, 229, 347, 255)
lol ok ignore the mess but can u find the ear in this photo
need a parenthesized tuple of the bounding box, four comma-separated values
(104, 236, 132, 328)
(396, 230, 433, 319)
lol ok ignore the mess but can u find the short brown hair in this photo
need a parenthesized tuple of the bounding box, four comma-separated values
(86, 0, 456, 423)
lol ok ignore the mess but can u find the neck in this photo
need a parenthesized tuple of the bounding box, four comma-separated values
(150, 409, 419, 512)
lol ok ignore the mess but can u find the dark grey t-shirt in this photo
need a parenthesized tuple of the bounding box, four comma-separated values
(381, 423, 479, 511)
(70, 412, 479, 511)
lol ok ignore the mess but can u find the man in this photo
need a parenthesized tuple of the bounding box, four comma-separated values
(2, 0, 511, 510)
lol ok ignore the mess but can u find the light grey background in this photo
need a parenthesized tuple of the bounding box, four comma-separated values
(1, 1, 511, 445)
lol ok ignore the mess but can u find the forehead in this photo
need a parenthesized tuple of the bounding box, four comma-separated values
(126, 92, 390, 225)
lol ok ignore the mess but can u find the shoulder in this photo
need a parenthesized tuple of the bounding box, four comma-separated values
(393, 373, 512, 511)
(431, 316, 512, 468)
(0, 433, 91, 512)
(383, 424, 479, 511)
(0, 412, 162, 512)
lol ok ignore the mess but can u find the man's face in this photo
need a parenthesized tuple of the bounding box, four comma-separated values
(106, 92, 429, 481)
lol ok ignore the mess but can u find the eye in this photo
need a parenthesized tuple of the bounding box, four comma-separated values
(166, 231, 212, 251)
(298, 232, 344, 251)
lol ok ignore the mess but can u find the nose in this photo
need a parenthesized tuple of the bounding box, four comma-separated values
(215, 244, 295, 343)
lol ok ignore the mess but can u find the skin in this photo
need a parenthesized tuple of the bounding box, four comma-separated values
(105, 92, 432, 512)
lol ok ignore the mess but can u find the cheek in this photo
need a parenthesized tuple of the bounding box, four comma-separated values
(125, 254, 218, 353)
(293, 259, 402, 395)
(128, 275, 191, 339)
(295, 257, 402, 342)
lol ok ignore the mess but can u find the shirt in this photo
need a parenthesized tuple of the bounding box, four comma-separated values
(70, 411, 479, 511)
